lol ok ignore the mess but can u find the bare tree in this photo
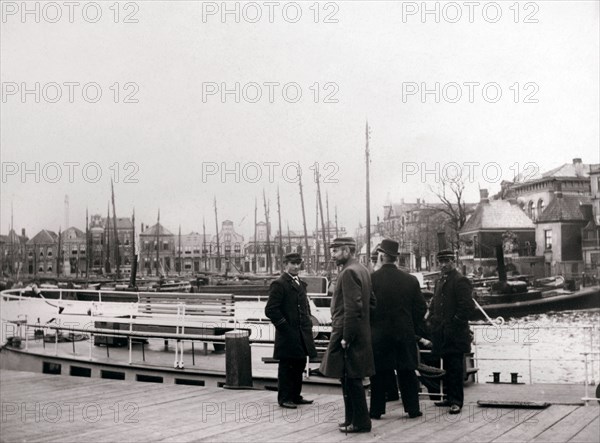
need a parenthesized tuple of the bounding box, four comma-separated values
(428, 178, 469, 251)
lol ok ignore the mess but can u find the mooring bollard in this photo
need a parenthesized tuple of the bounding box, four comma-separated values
(224, 330, 253, 389)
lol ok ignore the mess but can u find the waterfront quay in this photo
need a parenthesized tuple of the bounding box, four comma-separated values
(1, 369, 598, 443)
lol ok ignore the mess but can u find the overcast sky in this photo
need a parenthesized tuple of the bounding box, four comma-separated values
(1, 0, 599, 240)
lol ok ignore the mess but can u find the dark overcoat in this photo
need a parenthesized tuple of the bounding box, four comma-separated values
(265, 273, 317, 360)
(429, 269, 475, 356)
(320, 258, 376, 379)
(371, 264, 427, 371)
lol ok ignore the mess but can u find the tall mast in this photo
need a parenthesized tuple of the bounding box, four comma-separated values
(111, 180, 120, 279)
(214, 197, 221, 272)
(57, 226, 61, 277)
(365, 120, 372, 266)
(85, 208, 89, 279)
(253, 198, 258, 272)
(326, 191, 331, 245)
(335, 205, 339, 238)
(263, 189, 272, 274)
(287, 221, 291, 250)
(277, 186, 283, 272)
(156, 209, 160, 276)
(9, 200, 14, 276)
(202, 216, 207, 271)
(315, 190, 319, 273)
(130, 208, 136, 287)
(105, 203, 111, 274)
(316, 172, 329, 265)
(178, 225, 182, 276)
(298, 170, 311, 273)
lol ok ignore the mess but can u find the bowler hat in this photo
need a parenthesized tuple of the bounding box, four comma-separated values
(377, 238, 399, 257)
(284, 253, 303, 263)
(436, 249, 455, 261)
(329, 237, 356, 248)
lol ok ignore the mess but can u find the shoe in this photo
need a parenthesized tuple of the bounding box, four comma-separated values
(338, 421, 351, 428)
(449, 405, 461, 414)
(294, 398, 314, 405)
(434, 401, 451, 407)
(279, 402, 297, 409)
(339, 425, 371, 433)
(369, 413, 382, 420)
(408, 411, 423, 419)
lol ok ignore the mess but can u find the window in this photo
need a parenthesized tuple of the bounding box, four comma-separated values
(528, 201, 534, 219)
(163, 241, 169, 251)
(537, 199, 544, 217)
(234, 243, 241, 253)
(47, 248, 53, 257)
(544, 230, 552, 250)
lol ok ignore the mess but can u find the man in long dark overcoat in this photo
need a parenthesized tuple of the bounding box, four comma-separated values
(265, 253, 317, 408)
(320, 237, 375, 433)
(370, 238, 427, 419)
(429, 249, 475, 414)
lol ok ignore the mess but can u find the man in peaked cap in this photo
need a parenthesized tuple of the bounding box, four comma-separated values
(265, 252, 317, 409)
(369, 238, 427, 420)
(428, 249, 475, 415)
(320, 237, 376, 433)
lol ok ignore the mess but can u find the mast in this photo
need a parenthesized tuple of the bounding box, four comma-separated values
(156, 209, 160, 276)
(326, 191, 331, 245)
(298, 170, 311, 273)
(85, 208, 89, 280)
(130, 208, 137, 287)
(57, 226, 62, 277)
(317, 172, 329, 265)
(202, 216, 207, 271)
(335, 205, 339, 238)
(287, 221, 291, 250)
(111, 180, 120, 279)
(253, 198, 258, 273)
(9, 200, 14, 276)
(105, 203, 111, 274)
(214, 197, 221, 272)
(315, 191, 319, 273)
(277, 186, 283, 272)
(365, 120, 372, 266)
(178, 225, 182, 276)
(263, 189, 272, 274)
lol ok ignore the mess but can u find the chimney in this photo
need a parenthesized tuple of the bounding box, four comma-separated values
(416, 198, 420, 204)
(480, 189, 489, 203)
(573, 158, 584, 177)
(21, 228, 26, 237)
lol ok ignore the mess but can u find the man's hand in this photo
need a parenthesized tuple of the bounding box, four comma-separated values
(419, 338, 433, 349)
(341, 339, 349, 349)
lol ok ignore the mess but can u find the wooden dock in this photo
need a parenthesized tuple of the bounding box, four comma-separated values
(0, 369, 598, 442)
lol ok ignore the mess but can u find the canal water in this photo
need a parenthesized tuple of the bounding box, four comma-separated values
(471, 309, 600, 384)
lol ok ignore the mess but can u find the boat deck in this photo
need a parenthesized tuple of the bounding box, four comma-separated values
(1, 369, 598, 442)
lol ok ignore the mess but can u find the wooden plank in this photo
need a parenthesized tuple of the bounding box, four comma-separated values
(492, 405, 577, 443)
(453, 408, 544, 443)
(532, 406, 600, 442)
(569, 416, 600, 443)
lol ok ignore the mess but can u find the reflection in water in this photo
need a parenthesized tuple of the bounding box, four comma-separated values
(471, 309, 600, 384)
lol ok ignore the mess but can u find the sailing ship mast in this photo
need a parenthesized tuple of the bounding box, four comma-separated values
(315, 191, 319, 273)
(202, 216, 207, 271)
(155, 209, 160, 276)
(277, 186, 284, 272)
(253, 198, 258, 273)
(111, 180, 120, 279)
(130, 208, 137, 287)
(262, 189, 272, 274)
(298, 171, 311, 273)
(178, 225, 182, 276)
(85, 208, 89, 280)
(316, 172, 329, 265)
(365, 120, 372, 266)
(214, 197, 221, 272)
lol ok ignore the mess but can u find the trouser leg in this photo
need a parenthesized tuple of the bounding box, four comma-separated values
(342, 377, 371, 429)
(369, 371, 387, 416)
(443, 353, 464, 407)
(278, 358, 305, 404)
(396, 369, 421, 413)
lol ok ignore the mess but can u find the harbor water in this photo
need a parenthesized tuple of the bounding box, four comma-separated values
(471, 309, 600, 385)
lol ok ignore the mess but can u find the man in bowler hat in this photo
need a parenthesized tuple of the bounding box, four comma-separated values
(370, 238, 427, 419)
(265, 252, 317, 409)
(320, 237, 376, 433)
(429, 250, 474, 414)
